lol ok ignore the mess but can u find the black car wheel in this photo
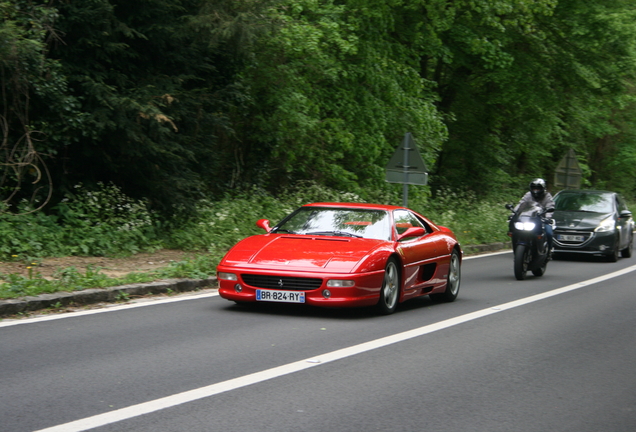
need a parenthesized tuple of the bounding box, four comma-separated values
(377, 258, 400, 315)
(621, 232, 633, 258)
(430, 249, 461, 302)
(607, 235, 619, 262)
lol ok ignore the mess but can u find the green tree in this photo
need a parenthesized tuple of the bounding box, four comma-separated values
(4, 0, 636, 219)
(552, 1, 636, 195)
(231, 0, 446, 194)
(47, 0, 234, 213)
(417, 0, 636, 194)
(0, 0, 62, 213)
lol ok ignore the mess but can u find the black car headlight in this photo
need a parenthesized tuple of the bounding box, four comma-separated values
(594, 217, 615, 233)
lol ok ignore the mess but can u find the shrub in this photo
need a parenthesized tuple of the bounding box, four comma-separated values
(52, 183, 162, 256)
(0, 182, 524, 299)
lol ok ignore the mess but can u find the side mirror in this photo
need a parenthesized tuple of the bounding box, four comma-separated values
(546, 207, 555, 213)
(256, 219, 272, 232)
(620, 210, 632, 218)
(397, 226, 426, 241)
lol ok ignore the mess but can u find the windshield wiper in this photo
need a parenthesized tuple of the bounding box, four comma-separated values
(274, 229, 297, 234)
(305, 231, 362, 238)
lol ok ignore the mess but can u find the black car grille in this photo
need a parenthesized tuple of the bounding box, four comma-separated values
(554, 229, 591, 246)
(241, 274, 323, 291)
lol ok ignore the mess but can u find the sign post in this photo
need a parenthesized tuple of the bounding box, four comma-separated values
(554, 148, 582, 190)
(385, 133, 428, 207)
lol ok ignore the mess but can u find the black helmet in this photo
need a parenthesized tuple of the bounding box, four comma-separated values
(530, 178, 546, 199)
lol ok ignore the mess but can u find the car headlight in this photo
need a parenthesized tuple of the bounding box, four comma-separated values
(217, 272, 238, 281)
(514, 222, 536, 231)
(326, 280, 355, 288)
(595, 217, 616, 233)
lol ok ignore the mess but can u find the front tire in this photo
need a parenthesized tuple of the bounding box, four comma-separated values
(514, 244, 530, 280)
(607, 236, 619, 262)
(376, 258, 400, 315)
(532, 242, 548, 277)
(532, 257, 548, 277)
(430, 249, 461, 302)
(621, 232, 633, 258)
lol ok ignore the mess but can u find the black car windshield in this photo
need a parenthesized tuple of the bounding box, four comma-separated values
(555, 192, 613, 213)
(273, 207, 391, 241)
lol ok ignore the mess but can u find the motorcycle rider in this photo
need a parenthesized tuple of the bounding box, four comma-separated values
(514, 178, 555, 256)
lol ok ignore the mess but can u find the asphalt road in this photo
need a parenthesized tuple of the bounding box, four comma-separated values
(2, 251, 636, 432)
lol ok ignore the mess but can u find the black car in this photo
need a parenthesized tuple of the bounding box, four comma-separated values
(552, 190, 634, 261)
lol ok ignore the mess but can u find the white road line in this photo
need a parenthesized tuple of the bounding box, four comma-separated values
(34, 264, 636, 432)
(463, 250, 511, 259)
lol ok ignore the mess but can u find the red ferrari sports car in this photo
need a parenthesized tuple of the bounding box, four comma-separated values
(217, 202, 462, 314)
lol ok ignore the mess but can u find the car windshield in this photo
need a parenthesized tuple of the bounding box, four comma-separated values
(555, 192, 613, 213)
(273, 207, 392, 241)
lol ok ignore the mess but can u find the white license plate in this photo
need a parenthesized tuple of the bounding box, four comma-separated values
(256, 289, 305, 303)
(558, 234, 585, 242)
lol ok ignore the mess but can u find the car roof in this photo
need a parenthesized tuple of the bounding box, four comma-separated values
(302, 202, 406, 211)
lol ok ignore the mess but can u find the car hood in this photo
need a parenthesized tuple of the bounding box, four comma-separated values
(554, 211, 612, 230)
(220, 234, 387, 273)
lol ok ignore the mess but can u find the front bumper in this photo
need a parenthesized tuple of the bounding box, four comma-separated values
(217, 266, 386, 308)
(553, 229, 616, 256)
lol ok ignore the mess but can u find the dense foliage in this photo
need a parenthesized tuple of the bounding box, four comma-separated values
(2, 0, 636, 217)
(0, 182, 520, 299)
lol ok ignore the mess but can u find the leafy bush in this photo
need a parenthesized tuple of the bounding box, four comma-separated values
(0, 179, 552, 264)
(0, 183, 165, 260)
(53, 183, 162, 256)
(0, 181, 528, 299)
(163, 182, 367, 254)
(0, 204, 66, 257)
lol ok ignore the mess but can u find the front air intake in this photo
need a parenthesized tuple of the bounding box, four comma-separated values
(241, 274, 323, 290)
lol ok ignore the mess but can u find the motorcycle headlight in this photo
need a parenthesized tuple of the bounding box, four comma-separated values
(595, 217, 615, 233)
(514, 221, 536, 231)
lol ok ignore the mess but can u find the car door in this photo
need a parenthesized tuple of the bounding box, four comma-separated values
(393, 210, 447, 292)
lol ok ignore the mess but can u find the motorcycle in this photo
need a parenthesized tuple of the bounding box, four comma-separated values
(505, 202, 554, 280)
